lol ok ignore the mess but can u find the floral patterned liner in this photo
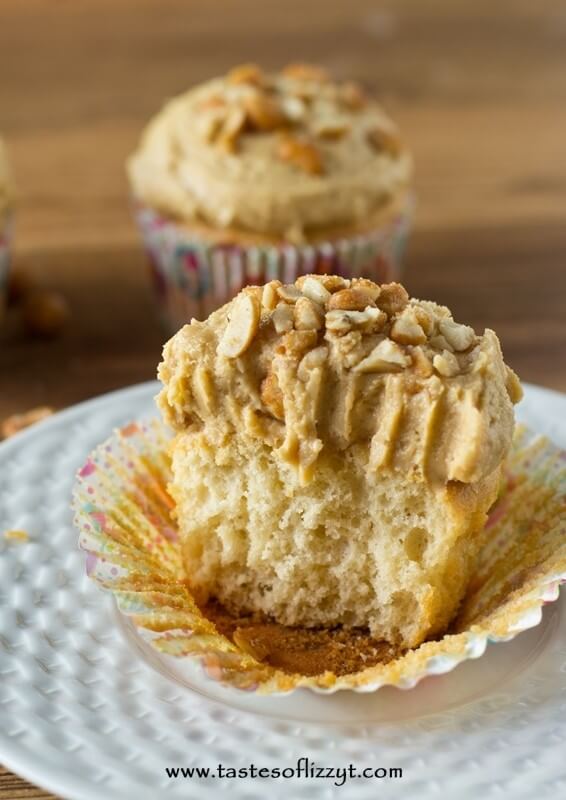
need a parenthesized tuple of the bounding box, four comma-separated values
(72, 420, 566, 695)
(133, 194, 414, 330)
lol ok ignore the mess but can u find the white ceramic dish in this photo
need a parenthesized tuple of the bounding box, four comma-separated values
(0, 381, 565, 800)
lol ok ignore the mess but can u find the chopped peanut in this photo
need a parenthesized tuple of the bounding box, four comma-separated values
(218, 292, 260, 358)
(277, 135, 323, 175)
(328, 288, 376, 312)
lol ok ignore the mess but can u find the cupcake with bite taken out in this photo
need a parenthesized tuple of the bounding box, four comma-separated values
(74, 267, 566, 693)
(127, 63, 413, 330)
(158, 275, 522, 649)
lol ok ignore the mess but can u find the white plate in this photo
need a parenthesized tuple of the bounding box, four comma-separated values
(0, 381, 565, 800)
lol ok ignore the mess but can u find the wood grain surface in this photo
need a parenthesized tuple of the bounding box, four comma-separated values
(1, 0, 565, 797)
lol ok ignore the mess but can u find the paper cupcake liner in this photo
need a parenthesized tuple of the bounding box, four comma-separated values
(133, 195, 414, 331)
(72, 420, 566, 695)
(0, 214, 13, 322)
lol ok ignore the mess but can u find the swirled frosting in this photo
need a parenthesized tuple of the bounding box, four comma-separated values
(158, 276, 522, 485)
(127, 63, 412, 241)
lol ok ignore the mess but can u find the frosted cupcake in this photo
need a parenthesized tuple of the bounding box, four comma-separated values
(0, 138, 13, 321)
(158, 275, 522, 649)
(127, 63, 413, 329)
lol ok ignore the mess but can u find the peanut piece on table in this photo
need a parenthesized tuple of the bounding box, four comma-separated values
(1, 406, 54, 439)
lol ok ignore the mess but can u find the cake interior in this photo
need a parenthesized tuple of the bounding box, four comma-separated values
(172, 429, 501, 651)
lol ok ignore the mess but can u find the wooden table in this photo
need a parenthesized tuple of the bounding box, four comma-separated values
(1, 0, 565, 796)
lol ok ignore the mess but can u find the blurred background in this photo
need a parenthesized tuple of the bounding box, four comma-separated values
(1, 0, 565, 424)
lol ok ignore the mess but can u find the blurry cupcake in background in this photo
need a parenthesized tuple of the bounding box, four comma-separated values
(0, 137, 13, 321)
(127, 63, 413, 329)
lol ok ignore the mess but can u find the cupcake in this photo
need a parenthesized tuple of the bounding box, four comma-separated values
(157, 275, 523, 649)
(127, 63, 413, 330)
(0, 137, 13, 320)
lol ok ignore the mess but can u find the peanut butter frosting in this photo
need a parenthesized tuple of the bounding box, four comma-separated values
(158, 275, 522, 485)
(127, 63, 412, 242)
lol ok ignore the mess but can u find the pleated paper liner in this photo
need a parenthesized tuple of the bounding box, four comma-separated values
(72, 420, 566, 695)
(133, 193, 414, 331)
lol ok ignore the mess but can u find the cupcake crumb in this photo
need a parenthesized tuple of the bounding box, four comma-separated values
(1, 406, 54, 440)
(4, 529, 30, 543)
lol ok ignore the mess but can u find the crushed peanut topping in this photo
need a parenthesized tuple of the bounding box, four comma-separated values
(217, 292, 260, 357)
(367, 128, 403, 158)
(243, 93, 287, 132)
(216, 107, 247, 153)
(315, 120, 351, 140)
(328, 288, 377, 311)
(260, 372, 284, 420)
(340, 81, 368, 110)
(277, 134, 324, 175)
(281, 63, 330, 82)
(213, 276, 483, 379)
(227, 63, 264, 86)
(181, 64, 404, 164)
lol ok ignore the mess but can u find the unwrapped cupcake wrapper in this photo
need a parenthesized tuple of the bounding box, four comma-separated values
(133, 195, 414, 331)
(72, 420, 566, 695)
(0, 214, 13, 321)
